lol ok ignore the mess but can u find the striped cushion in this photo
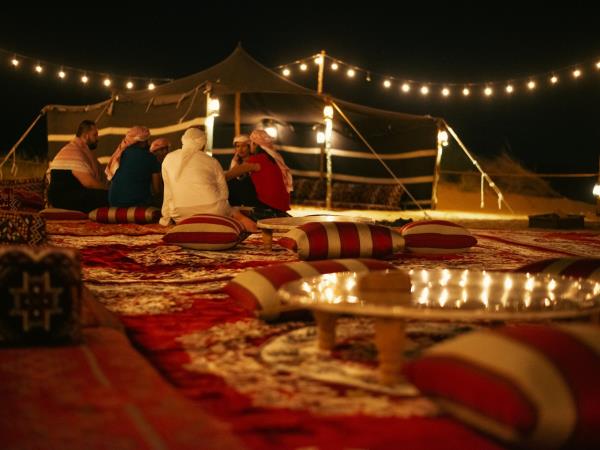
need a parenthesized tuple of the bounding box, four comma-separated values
(40, 208, 88, 221)
(404, 323, 600, 449)
(224, 259, 394, 320)
(515, 258, 600, 281)
(278, 222, 404, 260)
(89, 207, 160, 224)
(163, 214, 244, 250)
(400, 220, 477, 253)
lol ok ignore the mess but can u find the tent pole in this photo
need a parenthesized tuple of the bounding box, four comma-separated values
(234, 92, 241, 136)
(204, 83, 217, 156)
(443, 120, 514, 213)
(331, 101, 429, 216)
(317, 50, 326, 94)
(0, 110, 45, 179)
(323, 102, 334, 209)
(431, 123, 445, 210)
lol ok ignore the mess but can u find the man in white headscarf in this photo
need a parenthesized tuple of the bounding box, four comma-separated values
(160, 127, 257, 231)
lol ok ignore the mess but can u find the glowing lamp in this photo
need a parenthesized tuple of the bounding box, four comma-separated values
(265, 126, 277, 138)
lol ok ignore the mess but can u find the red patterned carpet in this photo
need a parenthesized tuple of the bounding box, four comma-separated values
(39, 220, 600, 450)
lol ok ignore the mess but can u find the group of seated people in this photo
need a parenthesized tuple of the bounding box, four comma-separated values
(46, 120, 293, 232)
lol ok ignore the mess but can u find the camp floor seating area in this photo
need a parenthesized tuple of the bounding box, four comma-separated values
(2, 211, 600, 449)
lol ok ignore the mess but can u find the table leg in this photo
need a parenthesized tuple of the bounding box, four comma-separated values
(261, 229, 273, 250)
(374, 318, 406, 386)
(313, 310, 337, 351)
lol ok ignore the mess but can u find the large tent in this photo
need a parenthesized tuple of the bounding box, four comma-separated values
(45, 46, 442, 209)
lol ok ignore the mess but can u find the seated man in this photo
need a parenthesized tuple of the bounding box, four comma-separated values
(47, 120, 109, 213)
(106, 126, 161, 207)
(160, 127, 257, 231)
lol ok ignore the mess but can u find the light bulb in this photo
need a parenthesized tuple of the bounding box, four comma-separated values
(383, 79, 391, 88)
(126, 81, 134, 89)
(347, 68, 355, 78)
(282, 68, 290, 76)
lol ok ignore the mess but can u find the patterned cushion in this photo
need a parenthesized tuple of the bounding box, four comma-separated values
(0, 210, 46, 246)
(89, 206, 160, 224)
(40, 208, 88, 221)
(163, 214, 245, 250)
(0, 246, 81, 344)
(404, 323, 600, 449)
(278, 222, 404, 260)
(400, 220, 477, 253)
(514, 258, 600, 281)
(224, 259, 394, 319)
(0, 178, 45, 212)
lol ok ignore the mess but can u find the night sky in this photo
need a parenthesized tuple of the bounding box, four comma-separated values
(1, 5, 600, 201)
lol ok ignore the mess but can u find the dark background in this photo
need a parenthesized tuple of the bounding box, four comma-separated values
(1, 5, 599, 201)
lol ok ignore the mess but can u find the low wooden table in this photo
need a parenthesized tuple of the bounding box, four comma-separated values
(279, 269, 600, 386)
(256, 215, 374, 250)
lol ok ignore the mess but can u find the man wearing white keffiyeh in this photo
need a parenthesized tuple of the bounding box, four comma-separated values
(160, 127, 257, 231)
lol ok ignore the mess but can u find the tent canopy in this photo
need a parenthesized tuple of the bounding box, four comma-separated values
(45, 46, 440, 208)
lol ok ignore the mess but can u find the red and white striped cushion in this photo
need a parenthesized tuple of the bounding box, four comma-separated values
(278, 222, 404, 260)
(400, 220, 477, 253)
(404, 323, 600, 449)
(163, 214, 244, 250)
(224, 258, 394, 319)
(40, 208, 88, 220)
(515, 258, 600, 281)
(89, 206, 160, 224)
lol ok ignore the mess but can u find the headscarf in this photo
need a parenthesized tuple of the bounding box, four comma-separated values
(105, 126, 150, 180)
(230, 134, 250, 168)
(150, 137, 170, 153)
(49, 136, 105, 185)
(249, 129, 293, 192)
(176, 127, 207, 177)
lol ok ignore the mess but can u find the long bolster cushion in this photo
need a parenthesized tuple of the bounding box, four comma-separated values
(224, 258, 394, 320)
(89, 206, 161, 224)
(278, 221, 404, 260)
(404, 323, 600, 450)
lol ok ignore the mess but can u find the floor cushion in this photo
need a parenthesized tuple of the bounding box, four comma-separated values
(224, 258, 394, 320)
(163, 214, 245, 250)
(278, 221, 404, 260)
(400, 220, 477, 254)
(404, 323, 600, 449)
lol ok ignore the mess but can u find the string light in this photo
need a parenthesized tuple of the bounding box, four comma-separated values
(282, 68, 290, 76)
(275, 51, 600, 101)
(1, 47, 171, 91)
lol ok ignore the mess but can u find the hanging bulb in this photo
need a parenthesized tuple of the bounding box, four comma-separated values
(462, 87, 470, 96)
(347, 68, 355, 78)
(366, 72, 371, 82)
(11, 57, 19, 67)
(383, 79, 391, 88)
(401, 83, 410, 93)
(103, 78, 112, 87)
(34, 64, 43, 73)
(331, 62, 338, 71)
(126, 81, 134, 89)
(148, 82, 156, 90)
(58, 69, 66, 79)
(81, 74, 89, 84)
(282, 68, 290, 76)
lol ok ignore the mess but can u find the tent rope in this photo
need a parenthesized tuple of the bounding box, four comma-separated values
(0, 111, 45, 180)
(179, 85, 202, 123)
(331, 101, 429, 217)
(443, 120, 514, 213)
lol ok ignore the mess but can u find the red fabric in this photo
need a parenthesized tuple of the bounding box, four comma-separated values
(248, 152, 290, 212)
(0, 328, 243, 450)
(42, 225, 600, 450)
